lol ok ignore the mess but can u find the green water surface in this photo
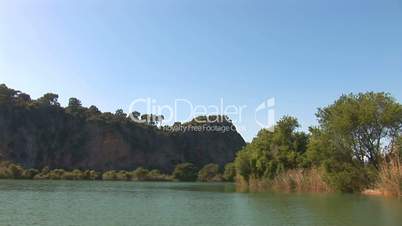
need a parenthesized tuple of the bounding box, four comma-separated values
(0, 180, 401, 226)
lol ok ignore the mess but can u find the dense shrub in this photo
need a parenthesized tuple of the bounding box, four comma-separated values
(102, 170, 117, 180)
(115, 170, 131, 181)
(234, 116, 308, 181)
(22, 169, 39, 179)
(198, 164, 221, 182)
(131, 167, 149, 181)
(87, 170, 101, 180)
(172, 163, 198, 182)
(223, 163, 236, 182)
(146, 169, 171, 181)
(49, 169, 65, 180)
(323, 160, 377, 193)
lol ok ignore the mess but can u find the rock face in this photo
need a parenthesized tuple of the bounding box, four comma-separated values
(0, 85, 245, 172)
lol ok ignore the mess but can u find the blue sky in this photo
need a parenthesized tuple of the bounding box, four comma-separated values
(1, 0, 401, 141)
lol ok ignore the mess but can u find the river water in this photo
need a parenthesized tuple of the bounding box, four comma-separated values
(0, 180, 400, 226)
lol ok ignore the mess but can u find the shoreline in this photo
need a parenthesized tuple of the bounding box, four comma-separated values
(1, 177, 400, 198)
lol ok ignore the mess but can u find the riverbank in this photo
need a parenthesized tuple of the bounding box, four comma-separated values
(2, 160, 400, 198)
(235, 165, 401, 198)
(0, 161, 234, 183)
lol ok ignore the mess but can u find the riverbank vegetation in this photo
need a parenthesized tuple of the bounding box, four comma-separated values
(233, 92, 401, 196)
(0, 160, 236, 183)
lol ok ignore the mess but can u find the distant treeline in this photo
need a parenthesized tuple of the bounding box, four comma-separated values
(0, 84, 232, 129)
(0, 161, 236, 182)
(232, 92, 402, 196)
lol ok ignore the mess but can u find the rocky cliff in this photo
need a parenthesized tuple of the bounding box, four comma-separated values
(0, 84, 245, 172)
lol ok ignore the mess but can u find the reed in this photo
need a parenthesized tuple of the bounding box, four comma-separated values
(236, 168, 331, 193)
(377, 152, 401, 197)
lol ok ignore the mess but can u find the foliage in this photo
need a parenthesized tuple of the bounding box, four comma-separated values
(115, 171, 131, 181)
(233, 92, 402, 193)
(131, 167, 149, 181)
(234, 116, 309, 181)
(66, 97, 84, 116)
(102, 170, 117, 181)
(315, 92, 402, 169)
(310, 92, 402, 192)
(172, 163, 198, 182)
(140, 114, 164, 126)
(198, 164, 220, 182)
(0, 161, 38, 179)
(146, 169, 171, 181)
(37, 93, 60, 106)
(223, 163, 236, 182)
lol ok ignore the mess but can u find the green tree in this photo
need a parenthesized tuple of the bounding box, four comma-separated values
(234, 149, 252, 181)
(306, 92, 402, 192)
(234, 116, 308, 181)
(139, 114, 165, 126)
(172, 163, 198, 182)
(86, 105, 101, 119)
(316, 92, 402, 169)
(102, 170, 117, 180)
(0, 84, 17, 105)
(132, 167, 149, 181)
(37, 93, 60, 106)
(115, 109, 127, 120)
(15, 92, 31, 106)
(198, 163, 220, 182)
(141, 114, 156, 126)
(68, 97, 82, 108)
(66, 97, 84, 115)
(223, 163, 236, 182)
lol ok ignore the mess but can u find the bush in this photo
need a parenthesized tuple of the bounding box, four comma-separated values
(8, 164, 25, 178)
(131, 167, 149, 181)
(0, 162, 32, 179)
(71, 169, 84, 180)
(0, 163, 12, 179)
(42, 166, 50, 174)
(234, 150, 252, 181)
(323, 160, 376, 193)
(21, 169, 39, 179)
(223, 163, 236, 182)
(198, 164, 220, 182)
(115, 170, 130, 181)
(102, 170, 117, 180)
(172, 163, 198, 182)
(88, 170, 101, 180)
(49, 169, 65, 180)
(147, 169, 171, 181)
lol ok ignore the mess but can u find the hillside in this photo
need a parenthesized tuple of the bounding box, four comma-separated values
(0, 84, 245, 172)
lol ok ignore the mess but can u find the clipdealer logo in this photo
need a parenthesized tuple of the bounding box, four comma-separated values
(127, 97, 275, 132)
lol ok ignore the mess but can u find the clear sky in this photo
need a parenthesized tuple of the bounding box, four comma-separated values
(1, 0, 401, 141)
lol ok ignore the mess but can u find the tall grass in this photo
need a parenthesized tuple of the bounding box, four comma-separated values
(271, 168, 331, 192)
(377, 152, 401, 197)
(236, 168, 331, 193)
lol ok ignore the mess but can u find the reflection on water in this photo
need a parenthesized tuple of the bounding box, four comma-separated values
(0, 180, 401, 226)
